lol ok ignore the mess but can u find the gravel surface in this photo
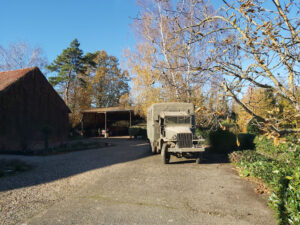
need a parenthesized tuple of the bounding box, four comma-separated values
(0, 138, 276, 225)
(0, 138, 126, 225)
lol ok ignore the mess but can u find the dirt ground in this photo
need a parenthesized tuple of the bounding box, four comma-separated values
(0, 138, 276, 225)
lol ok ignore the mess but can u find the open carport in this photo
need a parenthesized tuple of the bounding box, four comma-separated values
(81, 107, 139, 137)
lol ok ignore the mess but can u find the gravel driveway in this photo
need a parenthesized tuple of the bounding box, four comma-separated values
(0, 138, 276, 225)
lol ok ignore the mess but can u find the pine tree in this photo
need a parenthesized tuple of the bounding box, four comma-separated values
(47, 39, 95, 106)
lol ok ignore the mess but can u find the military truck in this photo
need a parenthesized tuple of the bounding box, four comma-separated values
(147, 102, 205, 164)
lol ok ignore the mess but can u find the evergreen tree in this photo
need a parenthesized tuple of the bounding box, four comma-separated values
(47, 39, 95, 106)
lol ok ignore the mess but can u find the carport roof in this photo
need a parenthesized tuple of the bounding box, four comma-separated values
(81, 106, 134, 113)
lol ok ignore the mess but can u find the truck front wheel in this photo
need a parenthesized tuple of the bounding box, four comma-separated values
(161, 143, 170, 164)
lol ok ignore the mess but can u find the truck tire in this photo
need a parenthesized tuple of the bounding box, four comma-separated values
(161, 143, 170, 164)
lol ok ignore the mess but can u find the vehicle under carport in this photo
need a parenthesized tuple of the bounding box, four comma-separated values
(81, 107, 141, 137)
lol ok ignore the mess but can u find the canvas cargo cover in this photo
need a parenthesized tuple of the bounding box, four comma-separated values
(147, 102, 194, 121)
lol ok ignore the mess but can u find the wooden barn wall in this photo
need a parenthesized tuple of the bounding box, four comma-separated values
(0, 71, 69, 152)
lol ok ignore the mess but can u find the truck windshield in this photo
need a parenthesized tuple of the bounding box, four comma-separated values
(165, 116, 190, 125)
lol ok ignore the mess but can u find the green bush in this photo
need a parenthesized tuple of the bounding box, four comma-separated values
(269, 166, 300, 225)
(230, 150, 283, 183)
(111, 120, 130, 127)
(208, 130, 256, 153)
(208, 129, 237, 153)
(254, 136, 300, 163)
(195, 128, 210, 139)
(129, 127, 147, 138)
(229, 141, 300, 225)
(195, 128, 210, 145)
(237, 133, 256, 150)
(221, 120, 238, 133)
(247, 118, 263, 135)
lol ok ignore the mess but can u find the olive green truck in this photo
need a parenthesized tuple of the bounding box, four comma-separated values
(147, 102, 205, 164)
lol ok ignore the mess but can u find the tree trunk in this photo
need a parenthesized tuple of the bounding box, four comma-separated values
(64, 80, 70, 106)
(64, 68, 72, 106)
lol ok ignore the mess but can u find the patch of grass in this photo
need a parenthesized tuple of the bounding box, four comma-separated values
(0, 159, 32, 177)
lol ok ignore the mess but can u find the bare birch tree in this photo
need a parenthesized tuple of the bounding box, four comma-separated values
(0, 41, 47, 73)
(127, 0, 230, 124)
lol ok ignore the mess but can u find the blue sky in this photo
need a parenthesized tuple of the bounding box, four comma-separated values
(1, 0, 292, 71)
(0, 0, 139, 65)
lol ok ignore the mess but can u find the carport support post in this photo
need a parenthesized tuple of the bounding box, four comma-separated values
(129, 111, 132, 127)
(105, 112, 107, 138)
(80, 114, 84, 136)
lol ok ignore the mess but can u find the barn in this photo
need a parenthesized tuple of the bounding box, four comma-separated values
(0, 67, 70, 152)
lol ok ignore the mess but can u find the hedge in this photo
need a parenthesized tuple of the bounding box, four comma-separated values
(129, 127, 147, 138)
(229, 137, 300, 225)
(247, 118, 263, 135)
(207, 129, 255, 153)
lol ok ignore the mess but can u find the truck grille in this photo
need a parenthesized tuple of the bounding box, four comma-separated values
(177, 133, 193, 148)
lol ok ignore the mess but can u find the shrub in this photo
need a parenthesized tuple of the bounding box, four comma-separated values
(254, 136, 300, 163)
(221, 121, 235, 129)
(247, 118, 263, 135)
(229, 140, 300, 225)
(129, 127, 147, 138)
(195, 128, 210, 145)
(208, 130, 256, 153)
(112, 120, 130, 127)
(208, 129, 237, 153)
(269, 165, 300, 225)
(195, 128, 210, 139)
(237, 133, 256, 150)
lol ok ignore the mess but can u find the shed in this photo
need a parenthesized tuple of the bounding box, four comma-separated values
(81, 107, 138, 137)
(0, 67, 70, 152)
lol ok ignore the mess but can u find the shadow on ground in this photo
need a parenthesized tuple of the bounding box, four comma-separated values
(201, 151, 230, 164)
(168, 152, 230, 165)
(0, 138, 151, 191)
(0, 138, 229, 191)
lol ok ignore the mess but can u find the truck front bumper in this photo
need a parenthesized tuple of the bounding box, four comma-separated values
(168, 147, 205, 153)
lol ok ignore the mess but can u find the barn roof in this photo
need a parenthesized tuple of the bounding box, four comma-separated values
(0, 67, 71, 113)
(81, 106, 134, 113)
(0, 67, 36, 91)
